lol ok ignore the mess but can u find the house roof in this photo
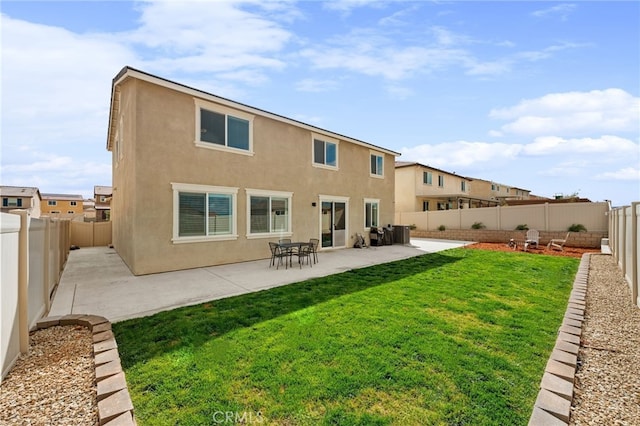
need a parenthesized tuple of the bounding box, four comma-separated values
(107, 66, 401, 158)
(395, 161, 472, 181)
(94, 185, 113, 195)
(0, 186, 41, 198)
(41, 193, 84, 201)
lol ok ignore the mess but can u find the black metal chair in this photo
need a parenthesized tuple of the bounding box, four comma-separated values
(309, 238, 319, 264)
(293, 243, 313, 268)
(269, 242, 288, 269)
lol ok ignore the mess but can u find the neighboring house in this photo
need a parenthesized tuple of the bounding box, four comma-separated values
(106, 66, 399, 275)
(40, 193, 84, 220)
(0, 186, 42, 217)
(94, 185, 112, 221)
(467, 178, 531, 205)
(395, 162, 476, 212)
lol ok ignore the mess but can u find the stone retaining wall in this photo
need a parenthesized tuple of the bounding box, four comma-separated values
(411, 229, 605, 248)
(36, 314, 135, 426)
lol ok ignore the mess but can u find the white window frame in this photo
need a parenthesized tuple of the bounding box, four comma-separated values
(461, 181, 467, 192)
(171, 183, 239, 244)
(369, 151, 384, 178)
(438, 175, 444, 188)
(48, 200, 57, 206)
(364, 198, 380, 228)
(194, 99, 254, 156)
(423, 172, 432, 185)
(312, 133, 339, 170)
(246, 188, 293, 239)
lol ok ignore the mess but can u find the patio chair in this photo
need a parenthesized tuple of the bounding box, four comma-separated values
(293, 243, 313, 268)
(547, 232, 571, 251)
(525, 229, 539, 250)
(309, 238, 319, 263)
(269, 242, 288, 269)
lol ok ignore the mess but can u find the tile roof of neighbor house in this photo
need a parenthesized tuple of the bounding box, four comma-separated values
(94, 186, 112, 195)
(395, 161, 472, 181)
(108, 66, 401, 158)
(0, 186, 41, 198)
(41, 193, 84, 201)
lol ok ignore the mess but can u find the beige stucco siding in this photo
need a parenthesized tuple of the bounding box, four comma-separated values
(112, 77, 396, 275)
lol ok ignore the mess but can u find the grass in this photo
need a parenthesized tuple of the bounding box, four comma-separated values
(113, 248, 579, 425)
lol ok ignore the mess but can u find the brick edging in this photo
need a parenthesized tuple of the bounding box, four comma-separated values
(528, 253, 591, 425)
(35, 314, 136, 426)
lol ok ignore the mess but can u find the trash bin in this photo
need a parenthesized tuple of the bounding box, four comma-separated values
(393, 225, 411, 244)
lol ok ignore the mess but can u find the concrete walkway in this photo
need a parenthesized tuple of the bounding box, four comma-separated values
(49, 238, 472, 323)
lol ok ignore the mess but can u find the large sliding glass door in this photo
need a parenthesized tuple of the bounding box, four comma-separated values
(321, 200, 347, 248)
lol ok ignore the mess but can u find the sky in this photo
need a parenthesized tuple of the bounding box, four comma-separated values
(1, 0, 639, 207)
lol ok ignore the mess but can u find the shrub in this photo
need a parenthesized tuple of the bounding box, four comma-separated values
(515, 224, 529, 231)
(568, 224, 587, 232)
(438, 225, 446, 231)
(471, 222, 486, 229)
(409, 224, 417, 230)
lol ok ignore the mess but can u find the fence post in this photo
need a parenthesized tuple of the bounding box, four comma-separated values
(496, 205, 502, 230)
(43, 218, 51, 312)
(543, 202, 549, 231)
(10, 210, 29, 353)
(631, 202, 639, 307)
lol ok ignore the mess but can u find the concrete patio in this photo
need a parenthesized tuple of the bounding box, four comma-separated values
(48, 238, 472, 323)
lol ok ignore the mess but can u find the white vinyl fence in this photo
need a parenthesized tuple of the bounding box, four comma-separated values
(608, 202, 640, 307)
(1, 211, 69, 383)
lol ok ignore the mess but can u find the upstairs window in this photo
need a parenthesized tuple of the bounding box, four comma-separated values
(3, 197, 22, 207)
(438, 175, 444, 188)
(461, 181, 467, 192)
(48, 200, 57, 206)
(70, 201, 78, 206)
(423, 172, 432, 185)
(195, 100, 253, 154)
(370, 153, 383, 177)
(313, 136, 338, 169)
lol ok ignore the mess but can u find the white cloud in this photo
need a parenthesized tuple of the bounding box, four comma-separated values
(295, 78, 339, 92)
(401, 141, 523, 170)
(489, 89, 640, 136)
(523, 135, 638, 156)
(595, 167, 640, 181)
(401, 136, 639, 178)
(127, 0, 294, 76)
(531, 4, 577, 20)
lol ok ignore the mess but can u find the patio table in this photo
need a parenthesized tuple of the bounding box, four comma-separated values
(277, 242, 313, 267)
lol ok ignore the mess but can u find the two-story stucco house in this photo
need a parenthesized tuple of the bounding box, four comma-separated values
(106, 67, 399, 275)
(395, 162, 477, 212)
(467, 178, 531, 205)
(40, 193, 85, 220)
(94, 185, 112, 222)
(0, 186, 42, 217)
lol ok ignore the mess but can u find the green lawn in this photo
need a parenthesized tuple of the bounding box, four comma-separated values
(113, 248, 578, 425)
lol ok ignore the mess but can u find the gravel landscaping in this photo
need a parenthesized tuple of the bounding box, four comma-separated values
(0, 325, 98, 425)
(0, 251, 637, 425)
(570, 254, 640, 425)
